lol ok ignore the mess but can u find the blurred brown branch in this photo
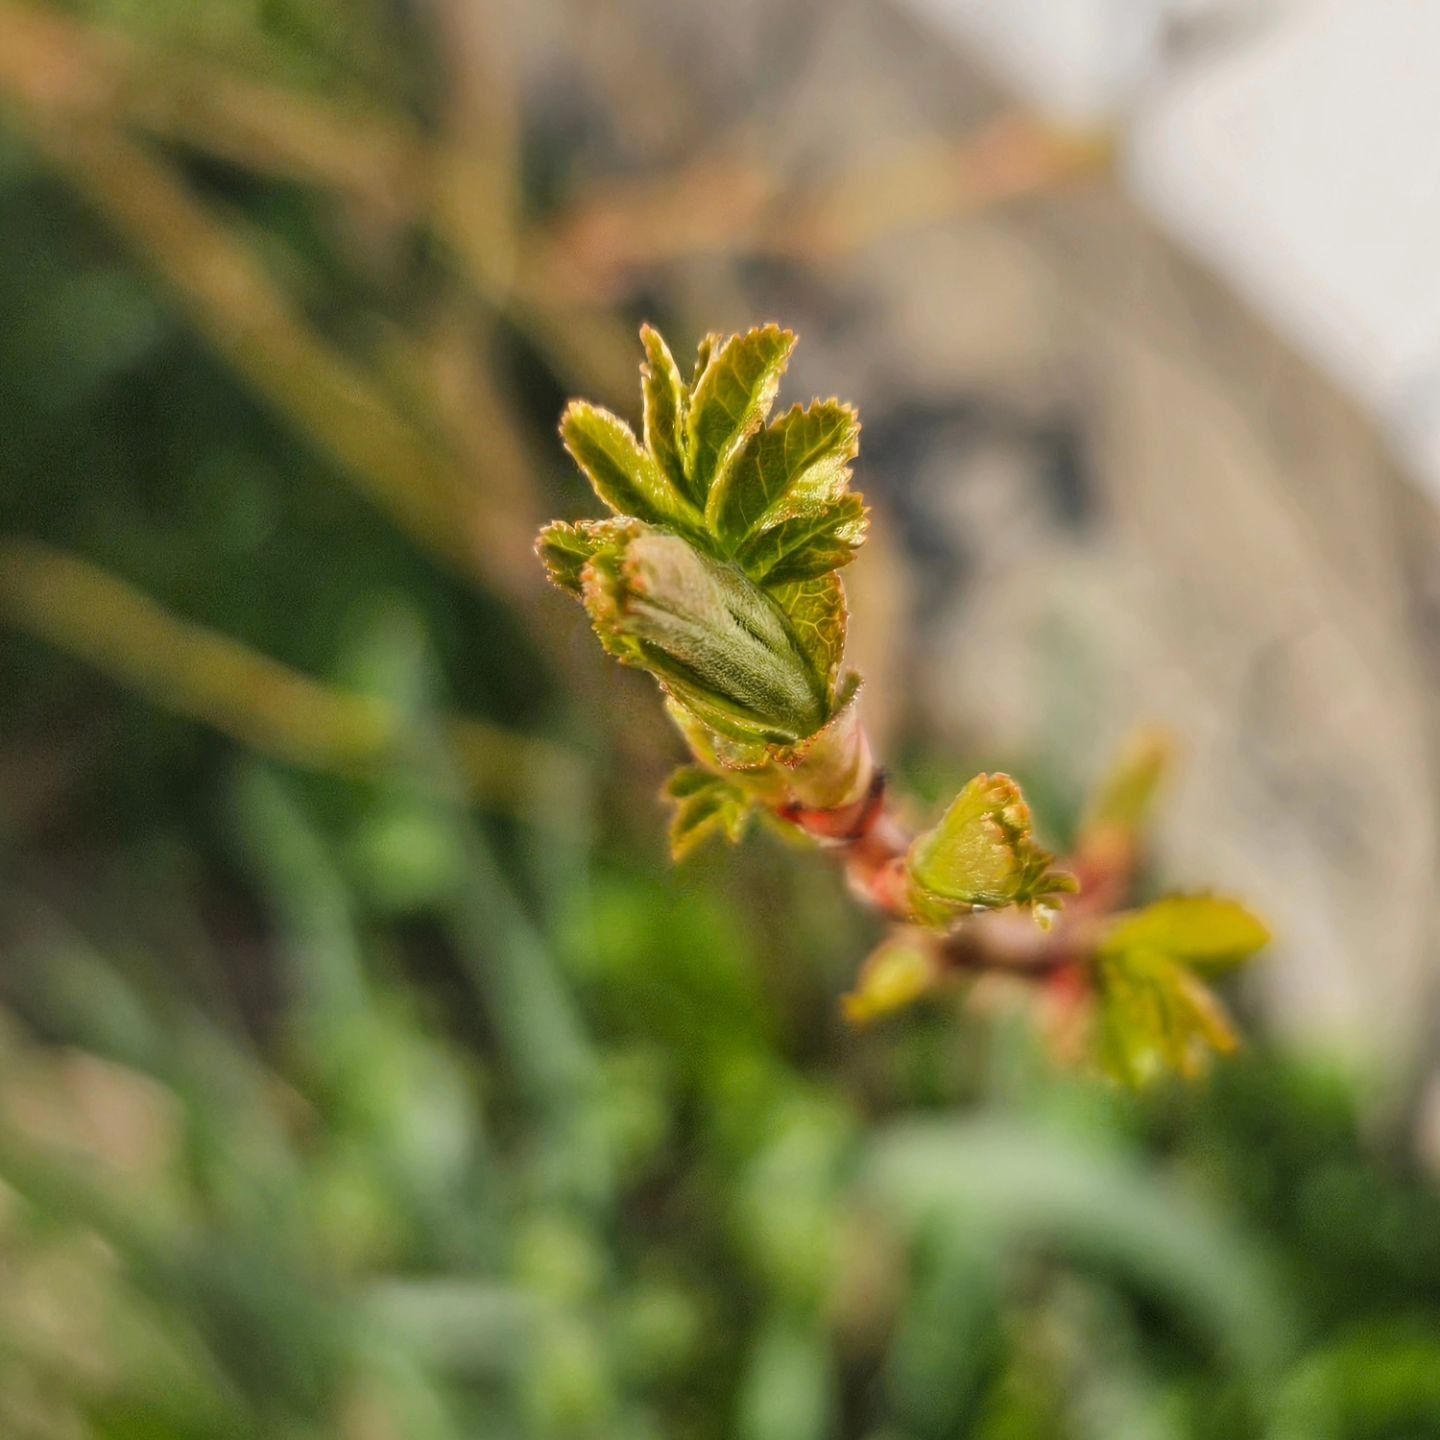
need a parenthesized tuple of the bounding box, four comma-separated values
(0, 2, 1106, 392)
(0, 539, 583, 821)
(0, 0, 567, 608)
(6, 120, 501, 568)
(0, 2, 426, 210)
(0, 0, 639, 413)
(527, 113, 1112, 300)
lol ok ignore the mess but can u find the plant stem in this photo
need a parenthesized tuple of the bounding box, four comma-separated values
(777, 753, 1122, 987)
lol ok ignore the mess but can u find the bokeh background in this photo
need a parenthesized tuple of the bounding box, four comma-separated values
(4, 1, 1440, 1436)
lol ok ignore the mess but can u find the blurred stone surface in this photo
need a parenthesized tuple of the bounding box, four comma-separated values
(913, 0, 1440, 509)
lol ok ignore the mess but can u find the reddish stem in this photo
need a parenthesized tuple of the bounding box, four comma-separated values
(775, 769, 1136, 987)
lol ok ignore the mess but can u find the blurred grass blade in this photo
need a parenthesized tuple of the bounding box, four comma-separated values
(365, 1278, 537, 1377)
(2, 896, 166, 1074)
(336, 600, 599, 1127)
(0, 539, 579, 825)
(230, 759, 503, 1244)
(864, 1118, 1295, 1387)
(0, 2, 426, 207)
(736, 1307, 835, 1440)
(883, 1226, 1005, 1437)
(228, 766, 373, 1030)
(0, 103, 519, 586)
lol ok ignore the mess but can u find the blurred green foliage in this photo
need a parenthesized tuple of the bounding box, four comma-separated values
(2, 4, 1440, 1439)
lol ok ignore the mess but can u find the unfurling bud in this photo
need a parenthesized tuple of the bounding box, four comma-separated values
(581, 528, 830, 746)
(906, 773, 1076, 928)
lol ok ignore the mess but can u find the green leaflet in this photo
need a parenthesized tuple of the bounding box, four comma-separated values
(739, 494, 868, 585)
(688, 325, 795, 514)
(657, 668, 817, 749)
(664, 695, 777, 780)
(692, 332, 721, 387)
(663, 765, 753, 859)
(767, 574, 847, 699)
(713, 401, 860, 549)
(535, 516, 641, 594)
(1093, 893, 1266, 1085)
(907, 773, 1075, 927)
(1101, 895, 1269, 976)
(843, 930, 944, 1026)
(640, 323, 691, 503)
(560, 400, 700, 532)
(1096, 944, 1239, 1086)
(536, 520, 595, 594)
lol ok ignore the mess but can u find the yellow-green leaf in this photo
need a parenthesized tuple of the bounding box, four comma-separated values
(1096, 945, 1239, 1086)
(560, 400, 699, 529)
(688, 325, 795, 511)
(640, 323, 693, 504)
(663, 765, 753, 859)
(535, 517, 640, 594)
(664, 697, 776, 779)
(1103, 895, 1270, 975)
(692, 331, 721, 385)
(843, 930, 945, 1026)
(712, 400, 860, 548)
(769, 572, 847, 700)
(739, 494, 868, 586)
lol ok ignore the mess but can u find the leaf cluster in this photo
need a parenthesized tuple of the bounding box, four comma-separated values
(539, 324, 865, 761)
(1095, 895, 1270, 1084)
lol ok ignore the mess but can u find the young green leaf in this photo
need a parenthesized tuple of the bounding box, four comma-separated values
(907, 773, 1075, 926)
(1096, 945, 1239, 1086)
(536, 516, 640, 594)
(739, 493, 868, 586)
(692, 331, 721, 385)
(664, 695, 778, 780)
(663, 765, 753, 859)
(640, 323, 692, 503)
(843, 930, 945, 1026)
(1102, 895, 1269, 976)
(560, 400, 700, 530)
(712, 400, 860, 548)
(688, 325, 796, 513)
(767, 573, 848, 701)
